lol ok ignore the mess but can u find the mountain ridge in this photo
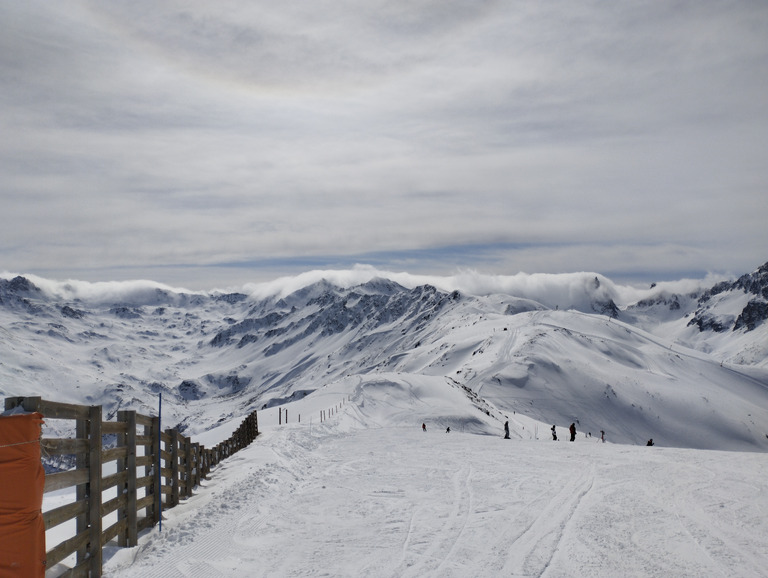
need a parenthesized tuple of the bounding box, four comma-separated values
(1, 263, 767, 451)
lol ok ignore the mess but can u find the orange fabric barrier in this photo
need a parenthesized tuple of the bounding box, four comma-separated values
(0, 412, 46, 578)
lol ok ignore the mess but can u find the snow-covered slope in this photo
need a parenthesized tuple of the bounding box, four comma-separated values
(101, 374, 768, 578)
(1, 263, 767, 451)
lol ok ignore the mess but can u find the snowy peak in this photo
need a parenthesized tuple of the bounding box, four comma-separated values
(688, 260, 768, 333)
(1, 263, 767, 451)
(0, 275, 43, 310)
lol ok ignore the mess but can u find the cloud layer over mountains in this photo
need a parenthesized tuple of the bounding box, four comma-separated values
(2, 2, 767, 287)
(2, 263, 767, 452)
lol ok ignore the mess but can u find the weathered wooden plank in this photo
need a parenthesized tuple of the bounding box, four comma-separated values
(136, 455, 154, 469)
(4, 396, 41, 413)
(102, 518, 128, 546)
(101, 421, 127, 435)
(135, 413, 154, 428)
(184, 436, 194, 498)
(43, 498, 88, 530)
(102, 469, 128, 492)
(136, 494, 154, 512)
(170, 429, 180, 508)
(101, 493, 128, 520)
(38, 399, 91, 420)
(152, 412, 163, 528)
(88, 404, 103, 575)
(137, 515, 154, 532)
(45, 528, 89, 568)
(118, 409, 138, 548)
(41, 437, 88, 456)
(102, 445, 128, 464)
(192, 443, 201, 488)
(75, 417, 88, 568)
(136, 435, 154, 446)
(136, 474, 154, 490)
(44, 468, 89, 493)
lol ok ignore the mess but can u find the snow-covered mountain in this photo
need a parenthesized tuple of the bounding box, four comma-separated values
(1, 262, 767, 451)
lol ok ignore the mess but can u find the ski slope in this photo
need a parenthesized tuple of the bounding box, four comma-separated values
(100, 375, 768, 578)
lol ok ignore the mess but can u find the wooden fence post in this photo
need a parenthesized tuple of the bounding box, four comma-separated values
(193, 443, 201, 488)
(75, 410, 89, 568)
(184, 436, 193, 498)
(151, 416, 161, 527)
(117, 410, 138, 547)
(87, 404, 103, 576)
(170, 429, 179, 508)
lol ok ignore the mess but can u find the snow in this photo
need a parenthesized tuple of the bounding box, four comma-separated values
(1, 267, 766, 575)
(100, 374, 768, 577)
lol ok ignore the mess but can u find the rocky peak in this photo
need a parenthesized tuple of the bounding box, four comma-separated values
(689, 261, 768, 333)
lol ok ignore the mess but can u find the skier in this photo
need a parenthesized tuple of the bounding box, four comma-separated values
(569, 423, 576, 442)
(551, 425, 557, 441)
(422, 423, 426, 432)
(504, 421, 510, 439)
(446, 427, 451, 433)
(646, 438, 654, 446)
(600, 430, 605, 443)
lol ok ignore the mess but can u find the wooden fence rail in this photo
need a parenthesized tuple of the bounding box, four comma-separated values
(2, 396, 259, 577)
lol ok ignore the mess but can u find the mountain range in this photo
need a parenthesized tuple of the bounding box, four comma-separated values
(1, 261, 767, 452)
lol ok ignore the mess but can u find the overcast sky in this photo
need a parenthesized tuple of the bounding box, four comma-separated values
(1, 1, 766, 290)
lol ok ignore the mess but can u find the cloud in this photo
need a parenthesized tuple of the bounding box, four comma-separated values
(1, 1, 766, 288)
(5, 263, 726, 317)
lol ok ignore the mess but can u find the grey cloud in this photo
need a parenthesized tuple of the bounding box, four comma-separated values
(0, 0, 766, 288)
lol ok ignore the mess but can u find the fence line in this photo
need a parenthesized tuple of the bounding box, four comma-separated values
(2, 396, 259, 577)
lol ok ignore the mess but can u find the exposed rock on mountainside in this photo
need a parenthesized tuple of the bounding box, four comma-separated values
(1, 263, 767, 450)
(688, 261, 768, 332)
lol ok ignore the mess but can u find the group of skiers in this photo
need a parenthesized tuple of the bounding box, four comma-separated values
(422, 422, 451, 434)
(423, 420, 655, 446)
(548, 424, 653, 446)
(548, 423, 578, 442)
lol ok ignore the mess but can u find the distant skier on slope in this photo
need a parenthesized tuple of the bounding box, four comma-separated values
(422, 423, 426, 432)
(551, 425, 557, 441)
(646, 438, 654, 446)
(569, 423, 576, 442)
(504, 421, 510, 439)
(600, 430, 605, 443)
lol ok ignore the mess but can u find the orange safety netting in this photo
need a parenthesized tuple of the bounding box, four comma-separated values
(0, 412, 46, 578)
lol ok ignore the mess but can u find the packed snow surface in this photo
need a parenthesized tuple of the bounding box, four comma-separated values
(100, 375, 768, 578)
(2, 266, 765, 575)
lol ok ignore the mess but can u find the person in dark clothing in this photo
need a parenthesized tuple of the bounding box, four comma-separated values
(569, 423, 576, 442)
(551, 425, 557, 441)
(446, 427, 451, 433)
(646, 438, 654, 446)
(504, 421, 510, 439)
(422, 423, 426, 432)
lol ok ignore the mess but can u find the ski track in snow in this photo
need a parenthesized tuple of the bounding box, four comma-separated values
(104, 413, 768, 578)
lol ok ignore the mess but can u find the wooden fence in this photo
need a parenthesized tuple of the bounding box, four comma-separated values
(2, 396, 259, 577)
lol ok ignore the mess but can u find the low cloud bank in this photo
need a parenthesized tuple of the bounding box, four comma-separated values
(2, 266, 722, 310)
(241, 265, 720, 309)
